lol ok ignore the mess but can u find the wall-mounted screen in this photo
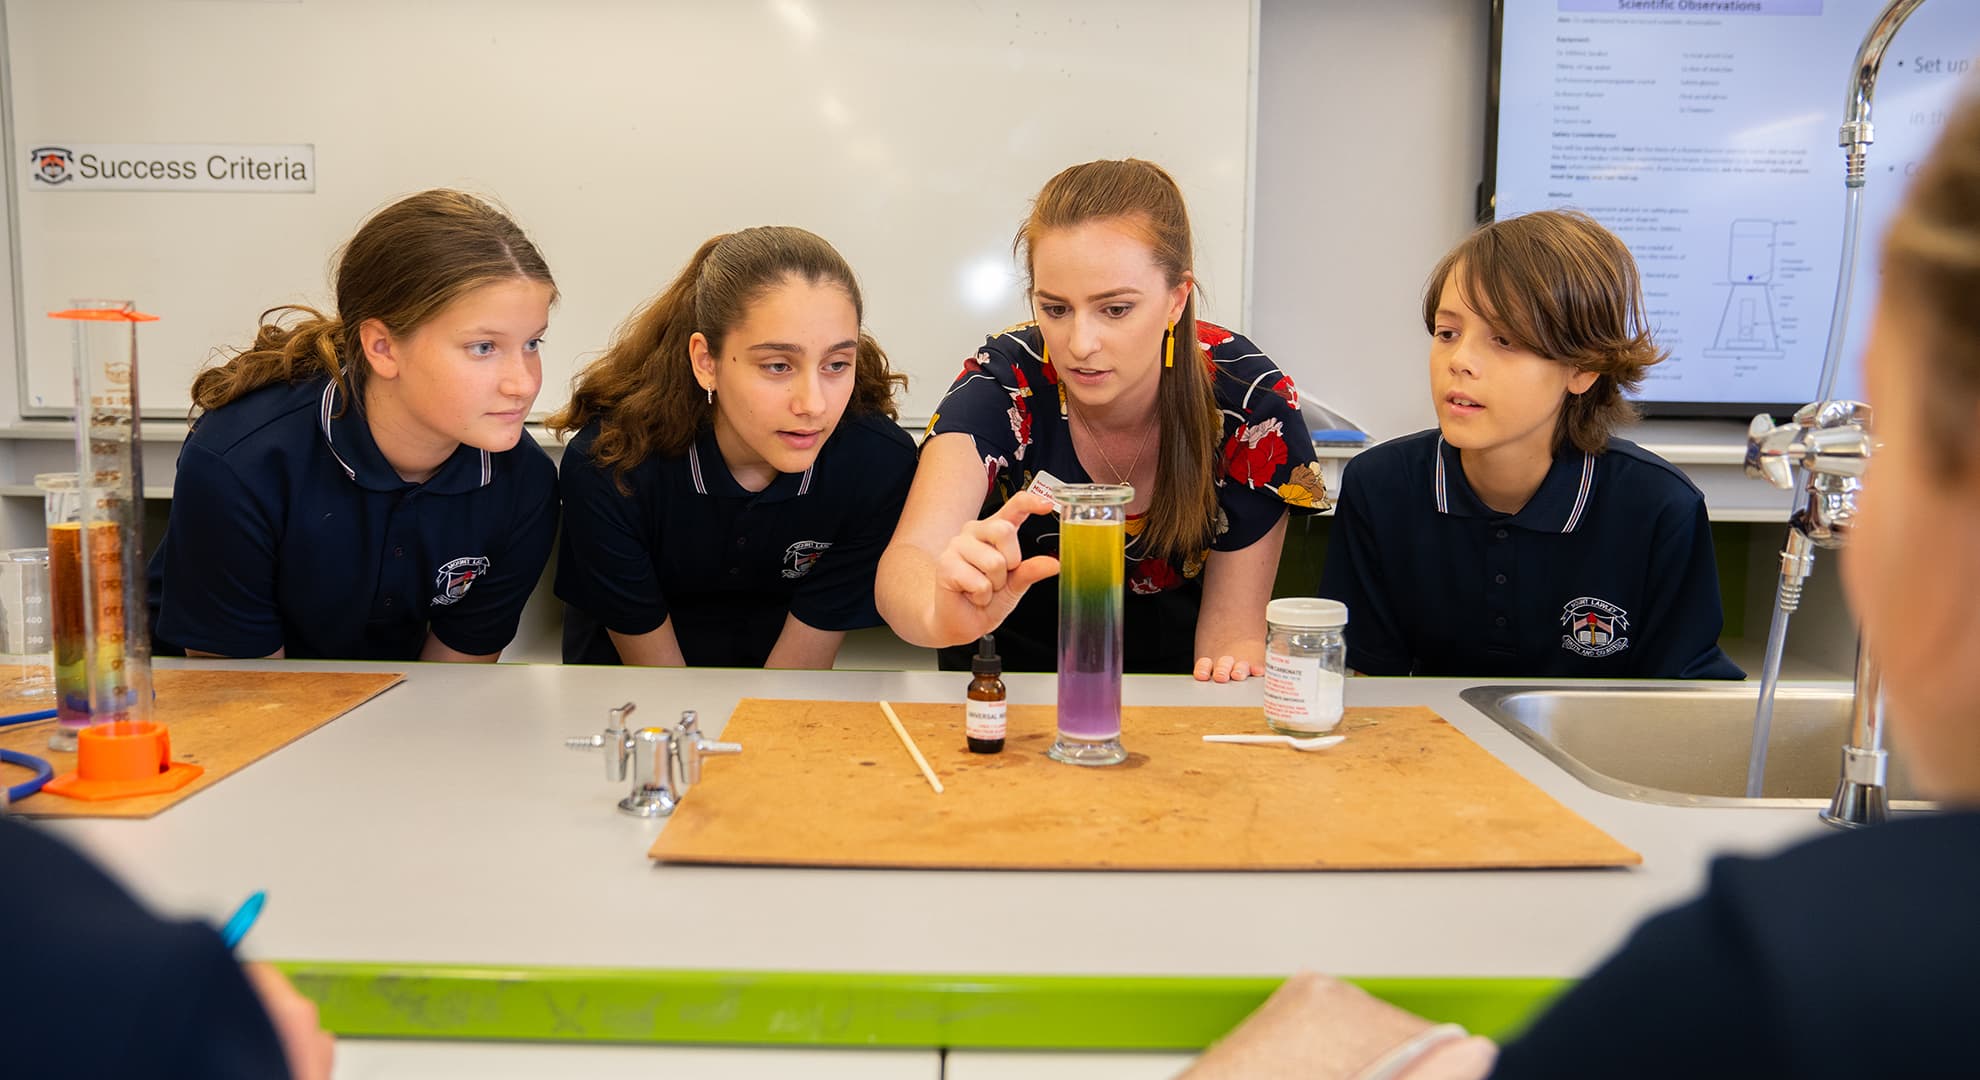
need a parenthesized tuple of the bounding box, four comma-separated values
(1488, 0, 1979, 416)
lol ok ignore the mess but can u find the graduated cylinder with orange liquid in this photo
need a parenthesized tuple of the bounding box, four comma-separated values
(42, 506, 135, 735)
(35, 301, 160, 754)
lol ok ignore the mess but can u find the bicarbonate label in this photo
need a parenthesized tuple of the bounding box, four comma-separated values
(1263, 654, 1344, 732)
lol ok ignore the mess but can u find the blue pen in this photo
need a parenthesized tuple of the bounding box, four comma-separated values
(220, 891, 266, 950)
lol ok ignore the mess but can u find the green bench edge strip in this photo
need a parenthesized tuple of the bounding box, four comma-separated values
(276, 962, 1569, 1050)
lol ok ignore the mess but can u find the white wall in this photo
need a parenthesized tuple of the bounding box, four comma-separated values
(1, 0, 1251, 423)
(0, 1, 1482, 438)
(1252, 0, 1489, 442)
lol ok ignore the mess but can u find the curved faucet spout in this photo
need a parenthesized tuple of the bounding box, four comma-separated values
(1841, 0, 1928, 183)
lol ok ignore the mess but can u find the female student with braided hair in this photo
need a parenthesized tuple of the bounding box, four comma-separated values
(149, 189, 559, 661)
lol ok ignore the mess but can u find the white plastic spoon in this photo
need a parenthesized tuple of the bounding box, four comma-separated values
(1201, 733, 1346, 751)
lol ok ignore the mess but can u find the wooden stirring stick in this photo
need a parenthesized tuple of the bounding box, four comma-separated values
(878, 701, 944, 794)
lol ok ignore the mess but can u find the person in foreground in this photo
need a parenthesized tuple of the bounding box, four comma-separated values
(1182, 90, 1980, 1079)
(0, 813, 334, 1078)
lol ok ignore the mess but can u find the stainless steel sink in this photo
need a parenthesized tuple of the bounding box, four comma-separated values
(1460, 685, 1932, 809)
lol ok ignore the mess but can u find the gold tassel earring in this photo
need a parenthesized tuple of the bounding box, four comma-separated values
(1163, 322, 1176, 368)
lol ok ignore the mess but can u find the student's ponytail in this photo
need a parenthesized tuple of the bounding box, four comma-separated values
(553, 227, 906, 484)
(851, 332, 907, 421)
(190, 306, 350, 416)
(551, 234, 727, 482)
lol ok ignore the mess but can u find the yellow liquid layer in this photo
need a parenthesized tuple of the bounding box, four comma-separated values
(1058, 520, 1124, 595)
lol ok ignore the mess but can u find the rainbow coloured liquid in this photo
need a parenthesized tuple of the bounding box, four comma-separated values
(1050, 485, 1131, 766)
(48, 519, 135, 734)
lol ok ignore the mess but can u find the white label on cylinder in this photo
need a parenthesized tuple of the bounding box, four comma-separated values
(1263, 654, 1344, 732)
(966, 700, 1007, 740)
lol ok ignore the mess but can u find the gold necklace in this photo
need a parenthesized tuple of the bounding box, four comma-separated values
(1070, 405, 1156, 485)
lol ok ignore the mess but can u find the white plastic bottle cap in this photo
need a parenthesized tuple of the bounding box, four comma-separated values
(1266, 597, 1348, 630)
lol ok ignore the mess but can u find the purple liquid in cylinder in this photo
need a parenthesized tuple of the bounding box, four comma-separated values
(1056, 664, 1122, 740)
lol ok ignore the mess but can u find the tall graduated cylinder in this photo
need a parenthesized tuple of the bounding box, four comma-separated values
(1050, 484, 1132, 766)
(40, 300, 157, 750)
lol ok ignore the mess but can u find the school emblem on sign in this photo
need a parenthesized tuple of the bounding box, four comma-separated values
(29, 146, 74, 185)
(431, 555, 491, 606)
(1560, 596, 1630, 658)
(782, 540, 832, 580)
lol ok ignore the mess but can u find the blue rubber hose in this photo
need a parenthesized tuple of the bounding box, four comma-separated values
(2, 747, 53, 802)
(0, 707, 58, 728)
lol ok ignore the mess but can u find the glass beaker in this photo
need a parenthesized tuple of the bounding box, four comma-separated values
(0, 547, 54, 702)
(1049, 484, 1132, 766)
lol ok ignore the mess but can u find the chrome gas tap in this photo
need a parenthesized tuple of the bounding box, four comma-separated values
(1746, 403, 1886, 826)
(1745, 400, 1875, 604)
(565, 702, 742, 817)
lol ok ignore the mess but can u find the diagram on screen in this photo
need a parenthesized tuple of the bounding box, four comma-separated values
(1703, 220, 1785, 359)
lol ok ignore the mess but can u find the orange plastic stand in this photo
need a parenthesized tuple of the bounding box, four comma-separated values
(42, 721, 203, 801)
(46, 308, 159, 322)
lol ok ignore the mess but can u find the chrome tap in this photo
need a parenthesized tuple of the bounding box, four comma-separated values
(1745, 402, 1873, 605)
(565, 704, 741, 817)
(1745, 405, 1885, 826)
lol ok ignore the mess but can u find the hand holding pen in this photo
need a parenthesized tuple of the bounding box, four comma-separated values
(218, 891, 336, 1080)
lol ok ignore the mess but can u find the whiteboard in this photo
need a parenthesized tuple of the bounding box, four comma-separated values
(5, 0, 1252, 422)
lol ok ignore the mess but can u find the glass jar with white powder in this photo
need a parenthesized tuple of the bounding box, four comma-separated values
(1262, 598, 1347, 736)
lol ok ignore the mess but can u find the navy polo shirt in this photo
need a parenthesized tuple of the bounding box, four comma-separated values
(1318, 430, 1743, 679)
(555, 411, 917, 668)
(148, 376, 559, 660)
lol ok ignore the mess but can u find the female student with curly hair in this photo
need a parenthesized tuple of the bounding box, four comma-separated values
(553, 227, 916, 668)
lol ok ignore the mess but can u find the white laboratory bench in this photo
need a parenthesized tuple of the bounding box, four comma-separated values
(23, 659, 1843, 1076)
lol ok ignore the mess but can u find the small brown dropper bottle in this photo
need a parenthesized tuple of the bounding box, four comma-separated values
(966, 634, 1006, 754)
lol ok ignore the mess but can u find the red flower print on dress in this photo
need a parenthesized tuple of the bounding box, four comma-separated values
(1222, 418, 1289, 489)
(1006, 363, 1035, 459)
(1270, 374, 1299, 408)
(982, 453, 1010, 494)
(1197, 321, 1235, 349)
(1010, 360, 1030, 395)
(1128, 556, 1183, 596)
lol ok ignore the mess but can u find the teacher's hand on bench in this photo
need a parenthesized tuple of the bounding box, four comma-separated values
(1194, 655, 1256, 683)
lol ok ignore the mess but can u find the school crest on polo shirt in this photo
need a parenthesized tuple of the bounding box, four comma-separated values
(1560, 596, 1630, 658)
(782, 540, 832, 580)
(431, 556, 491, 606)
